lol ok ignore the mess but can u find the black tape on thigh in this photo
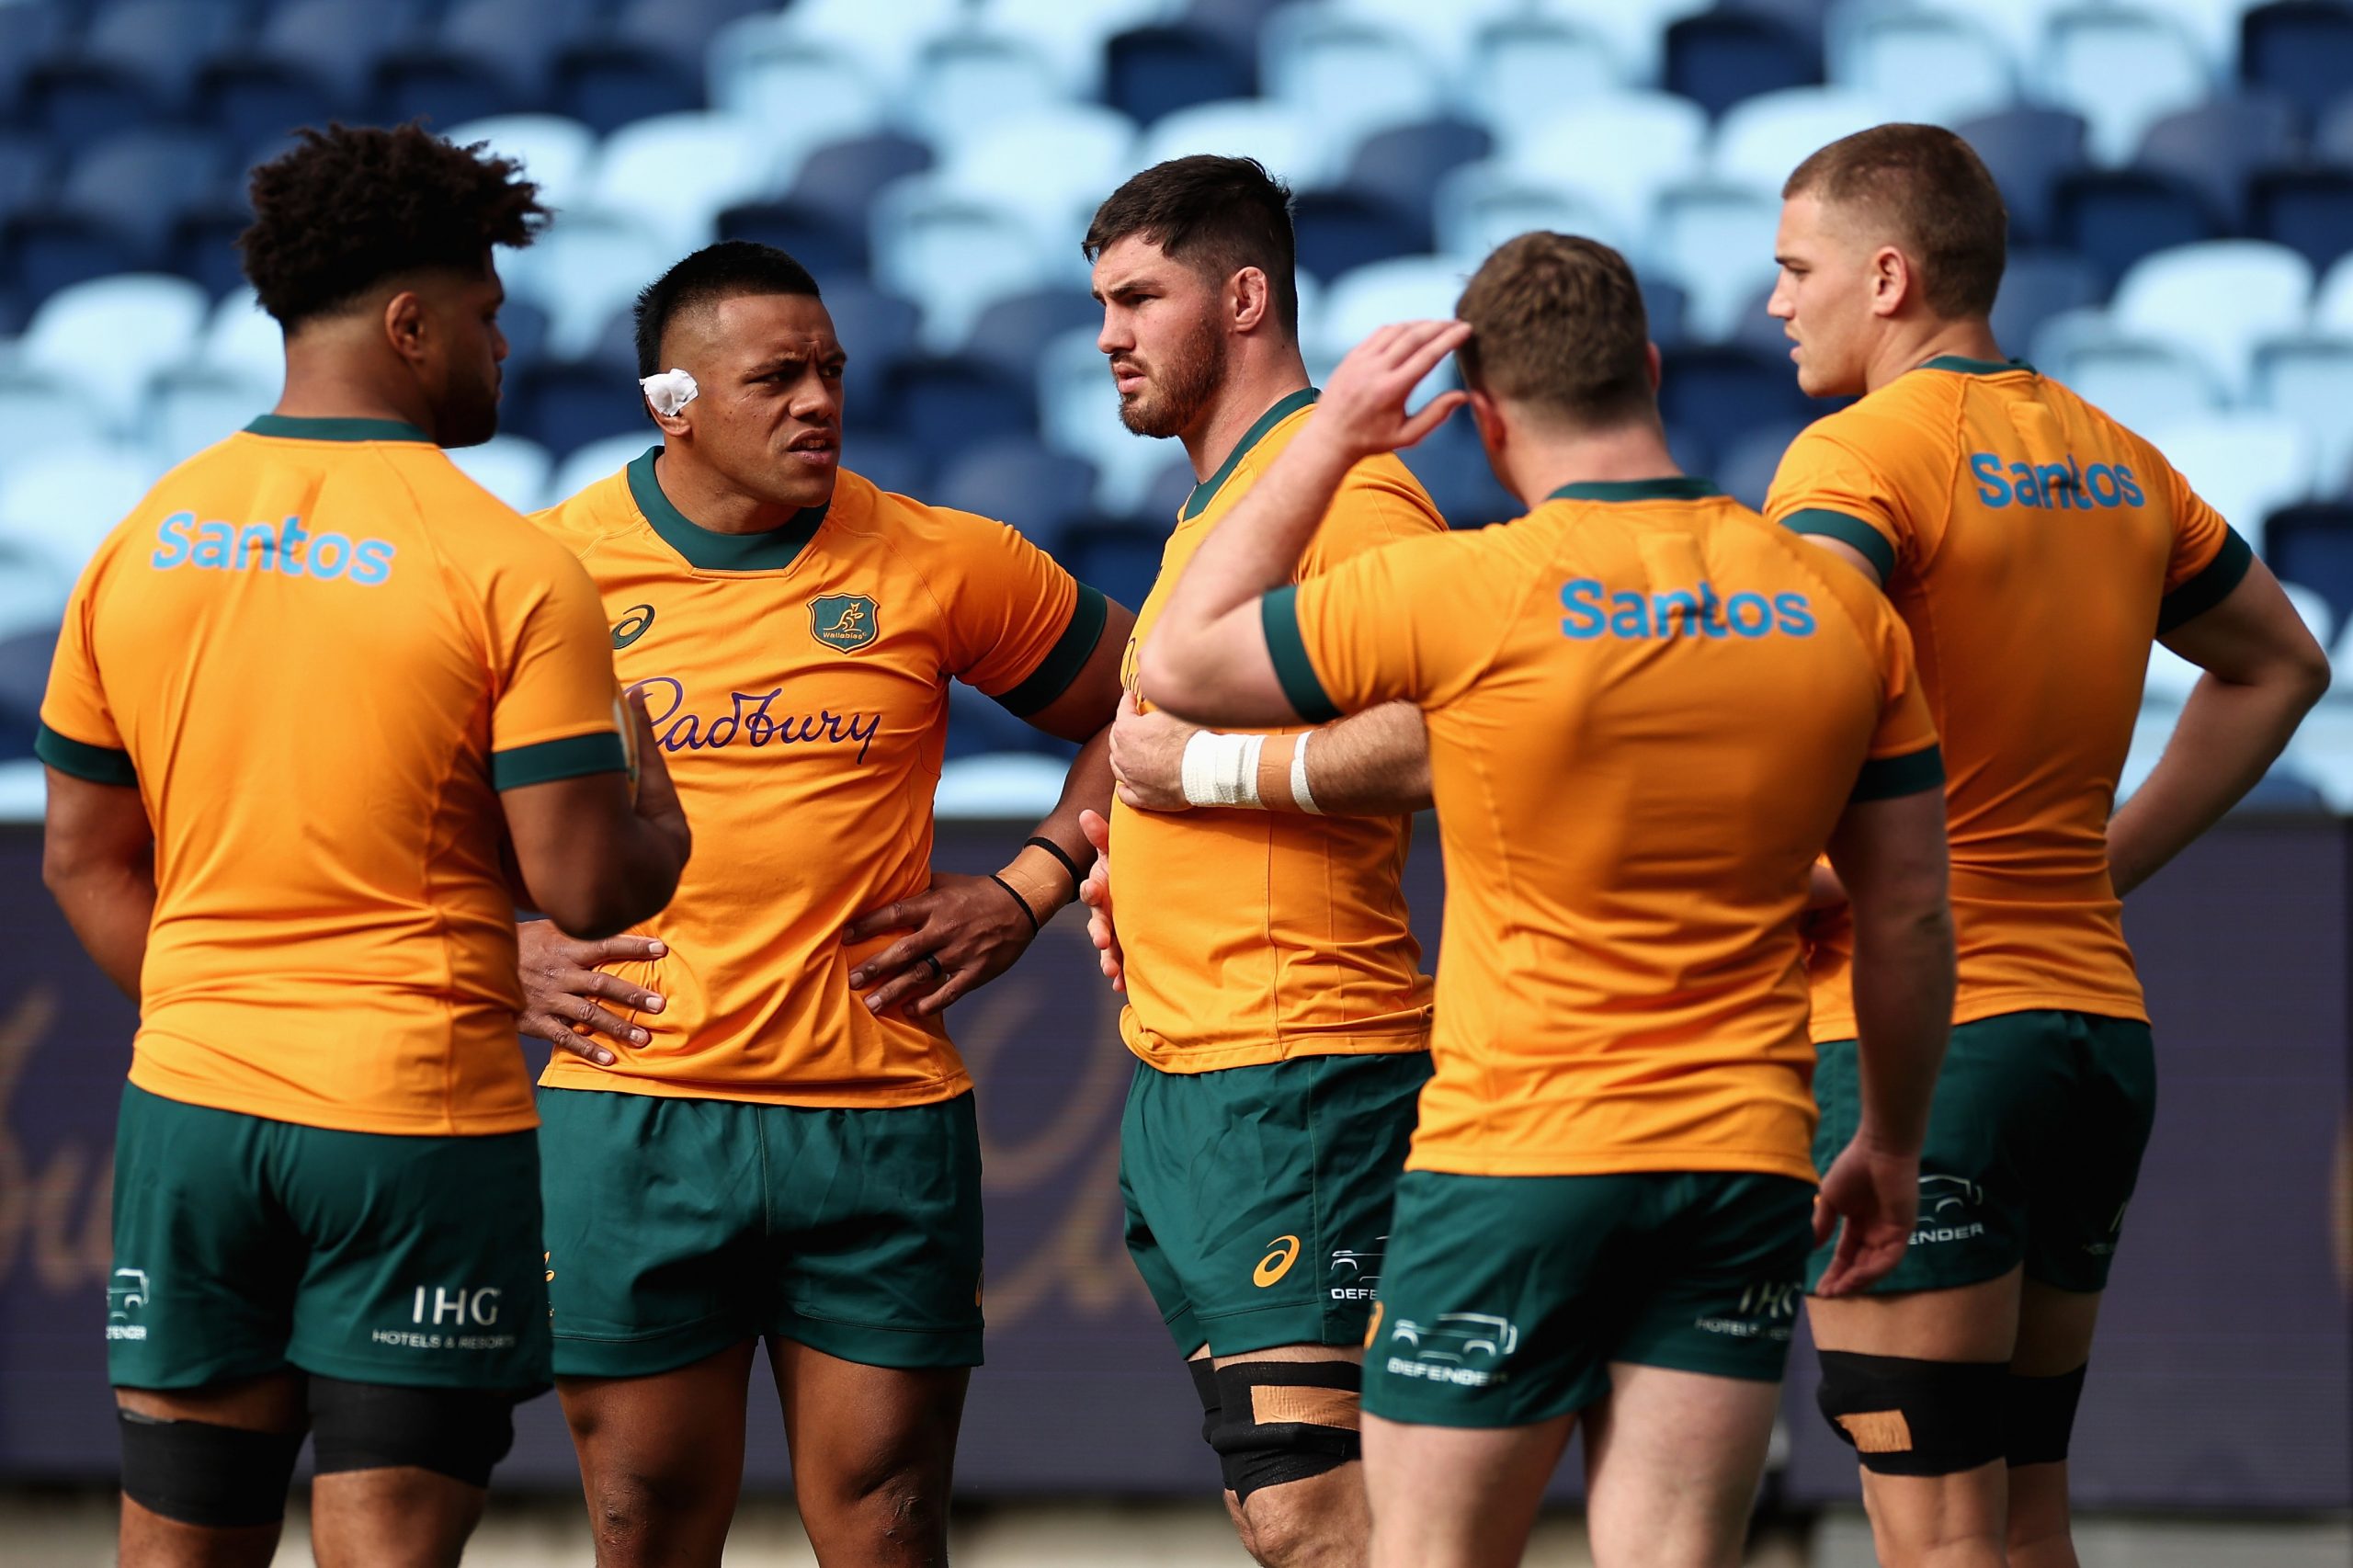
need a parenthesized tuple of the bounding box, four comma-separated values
(308, 1376, 516, 1489)
(1815, 1351, 2006, 1477)
(118, 1409, 303, 1528)
(1209, 1360, 1362, 1503)
(1188, 1356, 1223, 1451)
(2004, 1364, 2088, 1468)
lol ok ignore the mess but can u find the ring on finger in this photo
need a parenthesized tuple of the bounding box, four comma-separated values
(922, 952, 947, 982)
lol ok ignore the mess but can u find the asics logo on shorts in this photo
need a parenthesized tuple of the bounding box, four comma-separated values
(1253, 1234, 1301, 1287)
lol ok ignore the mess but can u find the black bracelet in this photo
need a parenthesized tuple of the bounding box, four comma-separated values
(986, 872, 1040, 935)
(1024, 835, 1085, 899)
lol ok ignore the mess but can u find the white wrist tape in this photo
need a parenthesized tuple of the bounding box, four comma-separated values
(1290, 729, 1322, 814)
(1180, 729, 1265, 808)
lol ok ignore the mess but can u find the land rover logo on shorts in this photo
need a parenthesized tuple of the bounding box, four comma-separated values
(1330, 1236, 1385, 1301)
(1383, 1312, 1518, 1387)
(1913, 1174, 1988, 1245)
(611, 603, 654, 649)
(809, 594, 879, 653)
(107, 1267, 149, 1341)
(1254, 1235, 1302, 1287)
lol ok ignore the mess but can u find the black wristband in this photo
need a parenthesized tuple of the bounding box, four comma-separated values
(986, 872, 1040, 935)
(1024, 835, 1085, 898)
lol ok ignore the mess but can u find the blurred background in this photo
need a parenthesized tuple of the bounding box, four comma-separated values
(0, 0, 2345, 1562)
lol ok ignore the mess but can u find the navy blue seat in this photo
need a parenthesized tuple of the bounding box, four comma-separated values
(199, 59, 346, 152)
(0, 630, 60, 764)
(1638, 275, 1690, 351)
(23, 0, 247, 142)
(1396, 415, 1519, 529)
(1180, 0, 1288, 60)
(934, 440, 1099, 551)
(824, 279, 923, 429)
(235, 0, 425, 107)
(1664, 11, 1821, 120)
(1957, 108, 2091, 244)
(2266, 505, 2353, 630)
(1718, 420, 1807, 512)
(718, 200, 868, 285)
(2323, 93, 2353, 165)
(1657, 345, 1816, 464)
(1105, 21, 1255, 126)
(1059, 520, 1167, 617)
(1719, 0, 1832, 52)
(842, 434, 928, 500)
(1291, 187, 1427, 285)
(1346, 119, 1494, 233)
(945, 680, 1058, 762)
(65, 129, 231, 263)
(0, 2, 73, 119)
(173, 202, 261, 299)
(0, 136, 55, 233)
(881, 357, 1039, 466)
(2242, 1, 2353, 125)
(786, 133, 934, 236)
(2253, 168, 2353, 272)
(3, 214, 144, 307)
(379, 0, 600, 124)
(1990, 250, 2102, 358)
(2138, 97, 2299, 233)
(550, 45, 701, 135)
(510, 358, 648, 458)
(495, 297, 551, 381)
(2052, 167, 2220, 290)
(965, 287, 1101, 382)
(604, 0, 768, 75)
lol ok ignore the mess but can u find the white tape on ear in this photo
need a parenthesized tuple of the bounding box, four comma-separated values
(640, 368, 699, 417)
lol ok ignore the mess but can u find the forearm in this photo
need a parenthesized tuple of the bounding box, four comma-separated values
(997, 727, 1110, 920)
(50, 864, 154, 998)
(1846, 904, 1953, 1155)
(1297, 701, 1430, 813)
(2108, 674, 2322, 895)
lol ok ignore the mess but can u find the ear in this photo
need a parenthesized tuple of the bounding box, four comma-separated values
(1643, 340, 1662, 392)
(1870, 244, 1912, 319)
(647, 399, 693, 440)
(382, 290, 429, 368)
(1230, 267, 1270, 334)
(1467, 386, 1506, 453)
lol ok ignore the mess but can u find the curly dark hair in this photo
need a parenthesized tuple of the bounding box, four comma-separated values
(239, 123, 549, 328)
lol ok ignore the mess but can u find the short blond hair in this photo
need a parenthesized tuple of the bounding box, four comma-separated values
(1783, 123, 2007, 319)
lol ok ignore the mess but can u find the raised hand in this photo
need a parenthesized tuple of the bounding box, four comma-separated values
(1311, 319, 1473, 461)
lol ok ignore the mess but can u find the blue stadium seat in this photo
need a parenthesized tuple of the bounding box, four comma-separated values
(783, 133, 935, 242)
(2267, 505, 2353, 631)
(2322, 92, 2353, 165)
(378, 0, 601, 128)
(2240, 1, 2353, 124)
(497, 297, 551, 381)
(2137, 96, 2299, 233)
(2255, 338, 2353, 494)
(1458, 16, 1624, 145)
(1035, 325, 1170, 514)
(1394, 410, 1518, 528)
(501, 210, 677, 358)
(2038, 7, 2214, 166)
(1956, 106, 2090, 244)
(1711, 87, 1890, 191)
(199, 59, 344, 155)
(2039, 333, 2222, 434)
(1657, 345, 1815, 468)
(239, 0, 425, 105)
(1347, 119, 1494, 227)
(440, 115, 597, 215)
(548, 431, 659, 506)
(777, 0, 968, 96)
(717, 199, 868, 285)
(1665, 10, 1823, 120)
(585, 112, 782, 254)
(2111, 240, 2313, 399)
(551, 44, 701, 137)
(1511, 91, 1709, 242)
(446, 435, 555, 513)
(2052, 166, 2220, 290)
(1294, 187, 1429, 284)
(705, 28, 888, 187)
(1830, 6, 2013, 129)
(823, 277, 924, 432)
(871, 184, 1059, 353)
(0, 446, 161, 580)
(2146, 413, 2316, 557)
(1141, 98, 1329, 187)
(584, 304, 639, 379)
(963, 288, 1102, 383)
(1718, 418, 1810, 512)
(935, 106, 1138, 258)
(1057, 521, 1166, 621)
(838, 434, 928, 500)
(2253, 169, 2353, 274)
(1185, 0, 1290, 59)
(0, 135, 55, 233)
(1647, 182, 1784, 341)
(1989, 250, 2101, 362)
(0, 2, 71, 118)
(934, 439, 1100, 551)
(2320, 250, 2353, 337)
(60, 129, 229, 267)
(199, 288, 285, 383)
(881, 356, 1040, 466)
(605, 0, 769, 77)
(1106, 20, 1255, 126)
(1639, 274, 1691, 349)
(17, 271, 208, 436)
(901, 34, 1069, 149)
(21, 0, 247, 142)
(982, 0, 1167, 99)
(1261, 10, 1445, 175)
(1313, 256, 1473, 363)
(1432, 163, 1625, 266)
(144, 364, 278, 472)
(943, 681, 1051, 764)
(508, 358, 647, 459)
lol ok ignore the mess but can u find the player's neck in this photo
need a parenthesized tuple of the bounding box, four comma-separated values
(650, 447, 813, 536)
(272, 358, 438, 439)
(1505, 420, 1682, 510)
(1181, 347, 1312, 483)
(1863, 314, 2006, 393)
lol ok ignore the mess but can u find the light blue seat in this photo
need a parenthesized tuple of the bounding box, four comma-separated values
(585, 112, 783, 254)
(2144, 413, 2315, 560)
(441, 114, 597, 215)
(901, 33, 1071, 147)
(1335, 0, 1515, 85)
(2282, 581, 2338, 654)
(2109, 240, 2312, 400)
(1457, 13, 1626, 140)
(975, 0, 1173, 99)
(772, 0, 968, 96)
(145, 366, 278, 472)
(937, 106, 1138, 257)
(1912, 0, 2065, 71)
(1035, 324, 1173, 514)
(502, 210, 679, 359)
(2041, 335, 2222, 435)
(1831, 7, 2015, 128)
(1509, 91, 1708, 244)
(0, 447, 159, 581)
(1647, 182, 1784, 341)
(1711, 86, 1895, 192)
(447, 436, 555, 513)
(874, 181, 1059, 352)
(935, 753, 1070, 820)
(1433, 161, 1627, 266)
(705, 20, 887, 187)
(2253, 337, 2353, 494)
(2314, 251, 2353, 337)
(199, 290, 284, 384)
(1549, 0, 1697, 85)
(16, 273, 208, 436)
(1260, 7, 1446, 159)
(0, 554, 68, 649)
(2284, 678, 2353, 810)
(2036, 7, 2212, 165)
(549, 431, 656, 504)
(1307, 256, 1472, 406)
(1138, 97, 1330, 187)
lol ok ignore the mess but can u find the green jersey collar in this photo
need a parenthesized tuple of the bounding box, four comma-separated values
(244, 415, 432, 443)
(627, 446, 827, 572)
(1545, 477, 1722, 504)
(1918, 355, 2035, 376)
(1180, 387, 1321, 521)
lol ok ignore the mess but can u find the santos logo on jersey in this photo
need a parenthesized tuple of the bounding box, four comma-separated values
(151, 511, 395, 584)
(1969, 452, 2146, 511)
(1560, 579, 1816, 642)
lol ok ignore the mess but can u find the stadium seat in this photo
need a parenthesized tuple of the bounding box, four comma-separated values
(2240, 0, 2353, 124)
(1294, 186, 1429, 284)
(823, 277, 925, 430)
(774, 0, 969, 97)
(1260, 10, 1445, 171)
(1638, 273, 1692, 350)
(16, 272, 209, 435)
(0, 2, 71, 114)
(1647, 180, 1785, 341)
(2284, 692, 2353, 809)
(144, 365, 278, 472)
(1665, 10, 1823, 121)
(2111, 240, 2313, 399)
(1830, 7, 2014, 130)
(870, 182, 1061, 353)
(1431, 163, 1626, 267)
(501, 210, 677, 358)
(1510, 91, 1710, 243)
(1955, 106, 2090, 244)
(600, 0, 769, 78)
(3, 211, 143, 309)
(1393, 413, 1518, 529)
(943, 680, 1051, 764)
(550, 42, 701, 136)
(901, 34, 1069, 149)
(717, 199, 868, 283)
(1036, 325, 1171, 514)
(1346, 119, 1495, 234)
(0, 447, 158, 579)
(2320, 251, 2353, 335)
(2052, 166, 2222, 290)
(1104, 20, 1256, 126)
(1312, 255, 1474, 362)
(439, 116, 597, 216)
(2322, 94, 2353, 165)
(2253, 338, 2353, 494)
(1140, 98, 1330, 189)
(1331, 0, 1521, 86)
(238, 0, 426, 105)
(963, 287, 1103, 382)
(2252, 168, 2353, 275)
(1457, 16, 1626, 147)
(783, 132, 935, 241)
(705, 26, 888, 185)
(200, 288, 288, 383)
(2037, 7, 2214, 167)
(0, 134, 52, 233)
(2136, 96, 2299, 233)
(1990, 250, 2102, 361)
(2039, 335, 2222, 435)
(21, 0, 247, 142)
(981, 0, 1169, 97)
(446, 434, 555, 513)
(1560, 0, 1697, 85)
(936, 106, 1139, 258)
(548, 430, 657, 505)
(2266, 505, 2353, 631)
(36, 128, 230, 275)
(1714, 418, 1807, 512)
(1711, 87, 1892, 192)
(880, 356, 1040, 465)
(507, 358, 646, 459)
(585, 112, 781, 256)
(1657, 346, 1816, 467)
(933, 439, 1100, 551)
(2145, 413, 2316, 557)
(435, 0, 601, 103)
(838, 433, 929, 499)
(1057, 520, 1167, 622)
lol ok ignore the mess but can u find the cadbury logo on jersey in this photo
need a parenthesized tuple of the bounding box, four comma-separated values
(1559, 579, 1816, 641)
(150, 511, 394, 584)
(1969, 453, 2146, 511)
(633, 675, 882, 763)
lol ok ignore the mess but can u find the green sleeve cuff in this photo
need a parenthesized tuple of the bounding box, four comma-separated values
(34, 722, 137, 787)
(994, 584, 1108, 717)
(2156, 527, 2254, 635)
(1783, 508, 1897, 582)
(1852, 743, 1945, 802)
(491, 731, 628, 790)
(1261, 585, 1341, 723)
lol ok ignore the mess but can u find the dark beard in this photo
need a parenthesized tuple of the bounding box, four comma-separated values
(1117, 318, 1227, 439)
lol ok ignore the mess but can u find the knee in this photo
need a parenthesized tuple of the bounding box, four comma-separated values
(1235, 1491, 1355, 1568)
(585, 1465, 720, 1552)
(805, 1457, 949, 1551)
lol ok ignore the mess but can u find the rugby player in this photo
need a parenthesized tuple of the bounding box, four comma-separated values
(1762, 124, 2332, 1568)
(1078, 155, 1447, 1567)
(516, 240, 1128, 1568)
(38, 124, 689, 1568)
(1140, 233, 1958, 1568)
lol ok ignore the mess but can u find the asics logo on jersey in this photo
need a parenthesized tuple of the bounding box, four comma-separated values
(1969, 453, 2147, 511)
(1253, 1234, 1301, 1287)
(151, 512, 394, 585)
(809, 594, 881, 652)
(611, 604, 654, 649)
(633, 675, 882, 762)
(1559, 579, 1816, 641)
